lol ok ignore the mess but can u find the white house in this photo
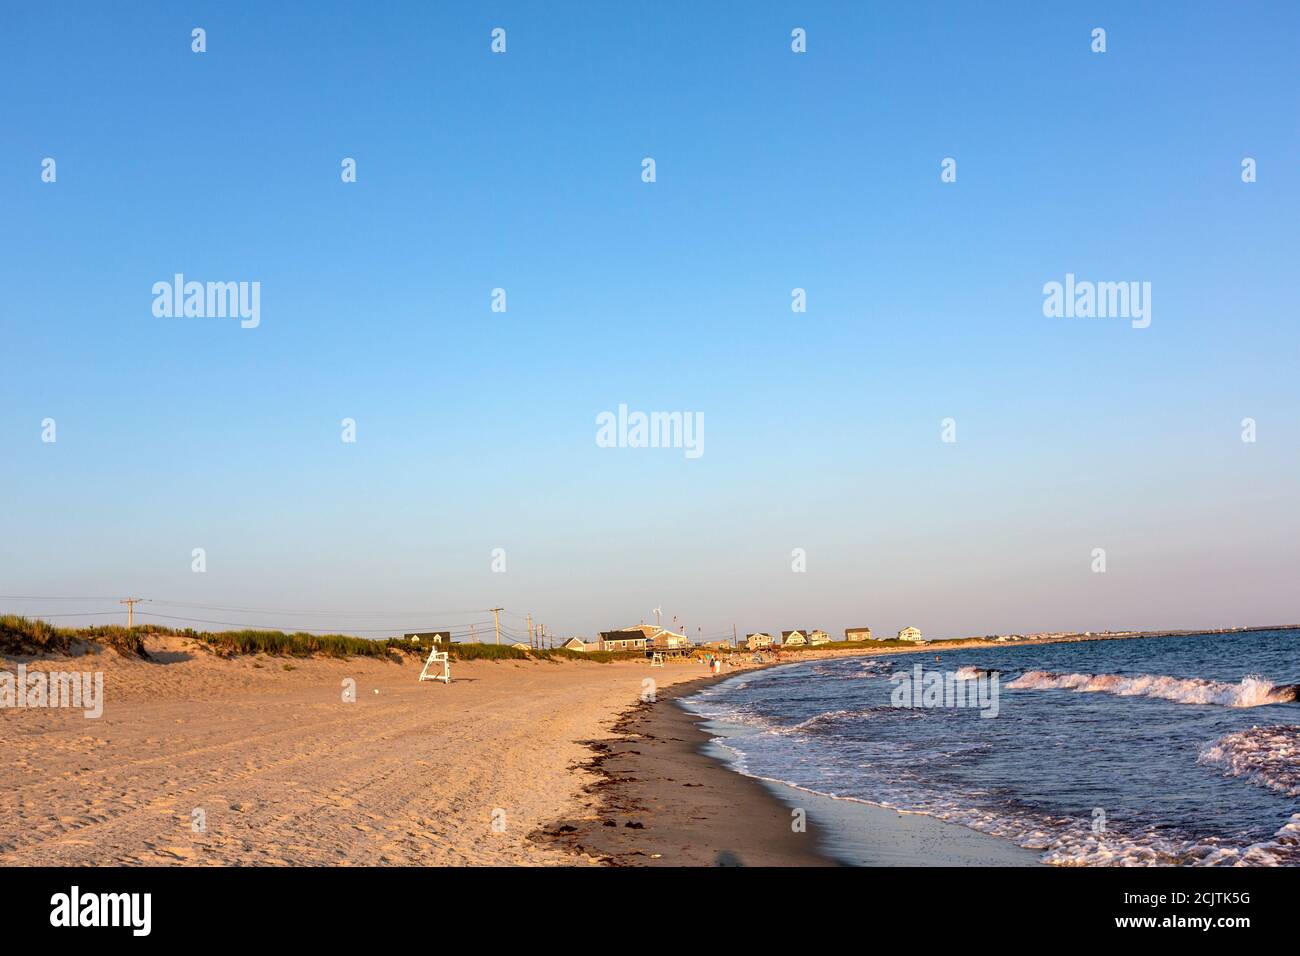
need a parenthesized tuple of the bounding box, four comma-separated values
(781, 630, 807, 647)
(558, 637, 586, 651)
(745, 632, 774, 651)
(807, 629, 831, 646)
(896, 626, 923, 642)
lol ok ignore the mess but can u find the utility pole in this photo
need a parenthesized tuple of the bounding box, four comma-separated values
(489, 608, 503, 645)
(733, 623, 737, 648)
(653, 606, 662, 627)
(527, 613, 533, 649)
(470, 623, 477, 643)
(119, 597, 145, 628)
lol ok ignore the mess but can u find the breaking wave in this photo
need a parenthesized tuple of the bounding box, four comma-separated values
(1198, 726, 1300, 797)
(1007, 670, 1298, 708)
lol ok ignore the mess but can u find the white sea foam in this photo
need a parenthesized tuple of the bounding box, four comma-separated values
(1198, 725, 1300, 797)
(1007, 670, 1296, 707)
(790, 706, 927, 733)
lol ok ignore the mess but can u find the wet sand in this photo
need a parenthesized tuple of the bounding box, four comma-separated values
(538, 676, 834, 865)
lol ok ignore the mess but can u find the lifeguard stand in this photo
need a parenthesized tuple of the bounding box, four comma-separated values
(419, 646, 451, 684)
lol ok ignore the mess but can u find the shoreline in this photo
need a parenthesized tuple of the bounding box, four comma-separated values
(540, 663, 1040, 867)
(537, 670, 833, 866)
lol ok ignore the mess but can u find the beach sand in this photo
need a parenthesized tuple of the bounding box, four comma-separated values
(1, 637, 1032, 866)
(1, 636, 764, 865)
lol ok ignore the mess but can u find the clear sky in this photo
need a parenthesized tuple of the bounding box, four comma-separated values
(2, 1, 1297, 641)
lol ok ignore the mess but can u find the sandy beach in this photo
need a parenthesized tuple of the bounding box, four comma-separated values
(1, 634, 1050, 866)
(0, 635, 775, 865)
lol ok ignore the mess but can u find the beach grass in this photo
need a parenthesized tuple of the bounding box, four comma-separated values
(0, 614, 150, 659)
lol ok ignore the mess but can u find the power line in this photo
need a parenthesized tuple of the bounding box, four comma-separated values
(0, 595, 120, 602)
(15, 610, 120, 619)
(140, 600, 494, 618)
(119, 597, 147, 627)
(134, 610, 494, 635)
(0, 595, 496, 617)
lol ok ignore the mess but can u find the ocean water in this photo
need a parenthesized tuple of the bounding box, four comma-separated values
(682, 630, 1300, 866)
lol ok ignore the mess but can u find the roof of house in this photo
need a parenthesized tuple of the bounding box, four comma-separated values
(599, 629, 650, 641)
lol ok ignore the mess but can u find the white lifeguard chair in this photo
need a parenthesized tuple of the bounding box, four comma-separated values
(649, 652, 665, 668)
(419, 647, 451, 684)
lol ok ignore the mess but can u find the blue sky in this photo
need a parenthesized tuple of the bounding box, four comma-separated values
(2, 1, 1297, 641)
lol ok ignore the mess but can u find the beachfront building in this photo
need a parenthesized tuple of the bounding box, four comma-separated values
(598, 629, 651, 652)
(844, 626, 873, 642)
(745, 632, 774, 651)
(897, 626, 923, 642)
(807, 629, 831, 646)
(558, 637, 587, 651)
(650, 628, 690, 651)
(781, 630, 807, 647)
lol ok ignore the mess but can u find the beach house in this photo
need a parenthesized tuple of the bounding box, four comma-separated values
(649, 628, 691, 656)
(558, 637, 587, 651)
(845, 626, 873, 642)
(807, 629, 831, 645)
(597, 629, 650, 652)
(897, 626, 923, 642)
(745, 632, 774, 651)
(781, 630, 807, 647)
